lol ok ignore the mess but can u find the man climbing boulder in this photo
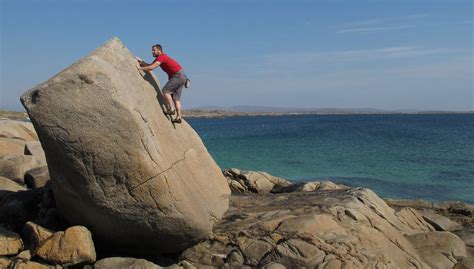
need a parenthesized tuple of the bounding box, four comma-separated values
(20, 37, 230, 254)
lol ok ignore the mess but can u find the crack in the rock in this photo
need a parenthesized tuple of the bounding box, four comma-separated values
(140, 136, 161, 170)
(129, 148, 191, 191)
(134, 108, 163, 171)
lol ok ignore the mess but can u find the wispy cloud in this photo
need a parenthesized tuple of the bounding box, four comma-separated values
(261, 46, 465, 68)
(337, 25, 413, 33)
(336, 13, 428, 34)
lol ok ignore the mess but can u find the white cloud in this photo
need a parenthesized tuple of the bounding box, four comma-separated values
(260, 46, 466, 69)
(336, 25, 413, 34)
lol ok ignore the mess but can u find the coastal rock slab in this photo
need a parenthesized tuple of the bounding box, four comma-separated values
(181, 187, 451, 268)
(0, 120, 38, 141)
(407, 231, 467, 268)
(36, 226, 96, 265)
(422, 211, 462, 231)
(0, 137, 26, 155)
(20, 37, 230, 253)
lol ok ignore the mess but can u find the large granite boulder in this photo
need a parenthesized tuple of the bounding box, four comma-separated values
(19, 37, 230, 253)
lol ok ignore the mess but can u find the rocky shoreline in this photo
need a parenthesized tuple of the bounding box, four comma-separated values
(1, 38, 472, 268)
(1, 118, 473, 268)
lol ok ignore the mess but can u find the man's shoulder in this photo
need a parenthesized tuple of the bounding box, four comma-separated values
(155, 54, 169, 62)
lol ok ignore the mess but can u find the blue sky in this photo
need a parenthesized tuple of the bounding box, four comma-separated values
(1, 0, 473, 111)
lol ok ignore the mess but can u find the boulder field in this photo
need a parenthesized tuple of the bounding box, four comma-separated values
(1, 118, 473, 268)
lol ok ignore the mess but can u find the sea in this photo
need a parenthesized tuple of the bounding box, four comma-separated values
(187, 114, 474, 204)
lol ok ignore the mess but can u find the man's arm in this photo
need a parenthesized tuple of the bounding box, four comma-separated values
(137, 59, 161, 71)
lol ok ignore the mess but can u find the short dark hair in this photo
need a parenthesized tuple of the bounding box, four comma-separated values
(152, 44, 163, 51)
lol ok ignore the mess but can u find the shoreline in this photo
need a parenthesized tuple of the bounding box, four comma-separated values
(183, 109, 474, 118)
(2, 109, 473, 121)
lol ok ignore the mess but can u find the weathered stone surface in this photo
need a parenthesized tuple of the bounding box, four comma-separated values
(0, 258, 11, 268)
(0, 176, 27, 193)
(261, 239, 325, 267)
(16, 249, 33, 260)
(20, 37, 230, 253)
(24, 141, 47, 165)
(36, 226, 96, 266)
(93, 257, 161, 269)
(0, 227, 23, 256)
(260, 262, 286, 269)
(24, 166, 50, 189)
(453, 258, 474, 269)
(7, 261, 53, 269)
(407, 231, 467, 269)
(181, 188, 451, 268)
(224, 168, 291, 194)
(0, 137, 26, 155)
(0, 154, 42, 184)
(0, 120, 38, 141)
(422, 211, 463, 231)
(22, 221, 54, 252)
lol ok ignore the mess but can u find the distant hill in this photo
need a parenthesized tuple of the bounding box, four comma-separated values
(189, 105, 473, 114)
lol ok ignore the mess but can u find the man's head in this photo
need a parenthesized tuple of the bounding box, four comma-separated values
(152, 44, 163, 57)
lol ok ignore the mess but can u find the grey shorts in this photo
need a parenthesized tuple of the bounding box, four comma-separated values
(162, 70, 187, 101)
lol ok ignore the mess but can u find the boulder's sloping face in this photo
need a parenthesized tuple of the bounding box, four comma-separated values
(20, 37, 231, 253)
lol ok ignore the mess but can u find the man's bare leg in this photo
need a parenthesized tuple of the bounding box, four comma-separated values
(174, 100, 182, 119)
(164, 93, 175, 113)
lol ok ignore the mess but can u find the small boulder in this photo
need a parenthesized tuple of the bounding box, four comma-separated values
(24, 166, 50, 189)
(15, 249, 33, 261)
(0, 154, 42, 184)
(93, 257, 161, 269)
(24, 141, 47, 165)
(0, 227, 24, 256)
(224, 168, 291, 193)
(36, 226, 96, 266)
(22, 221, 54, 252)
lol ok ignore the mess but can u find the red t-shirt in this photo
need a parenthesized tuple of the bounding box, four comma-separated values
(154, 54, 182, 78)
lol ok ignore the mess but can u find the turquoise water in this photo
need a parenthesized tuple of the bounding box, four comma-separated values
(187, 114, 474, 203)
